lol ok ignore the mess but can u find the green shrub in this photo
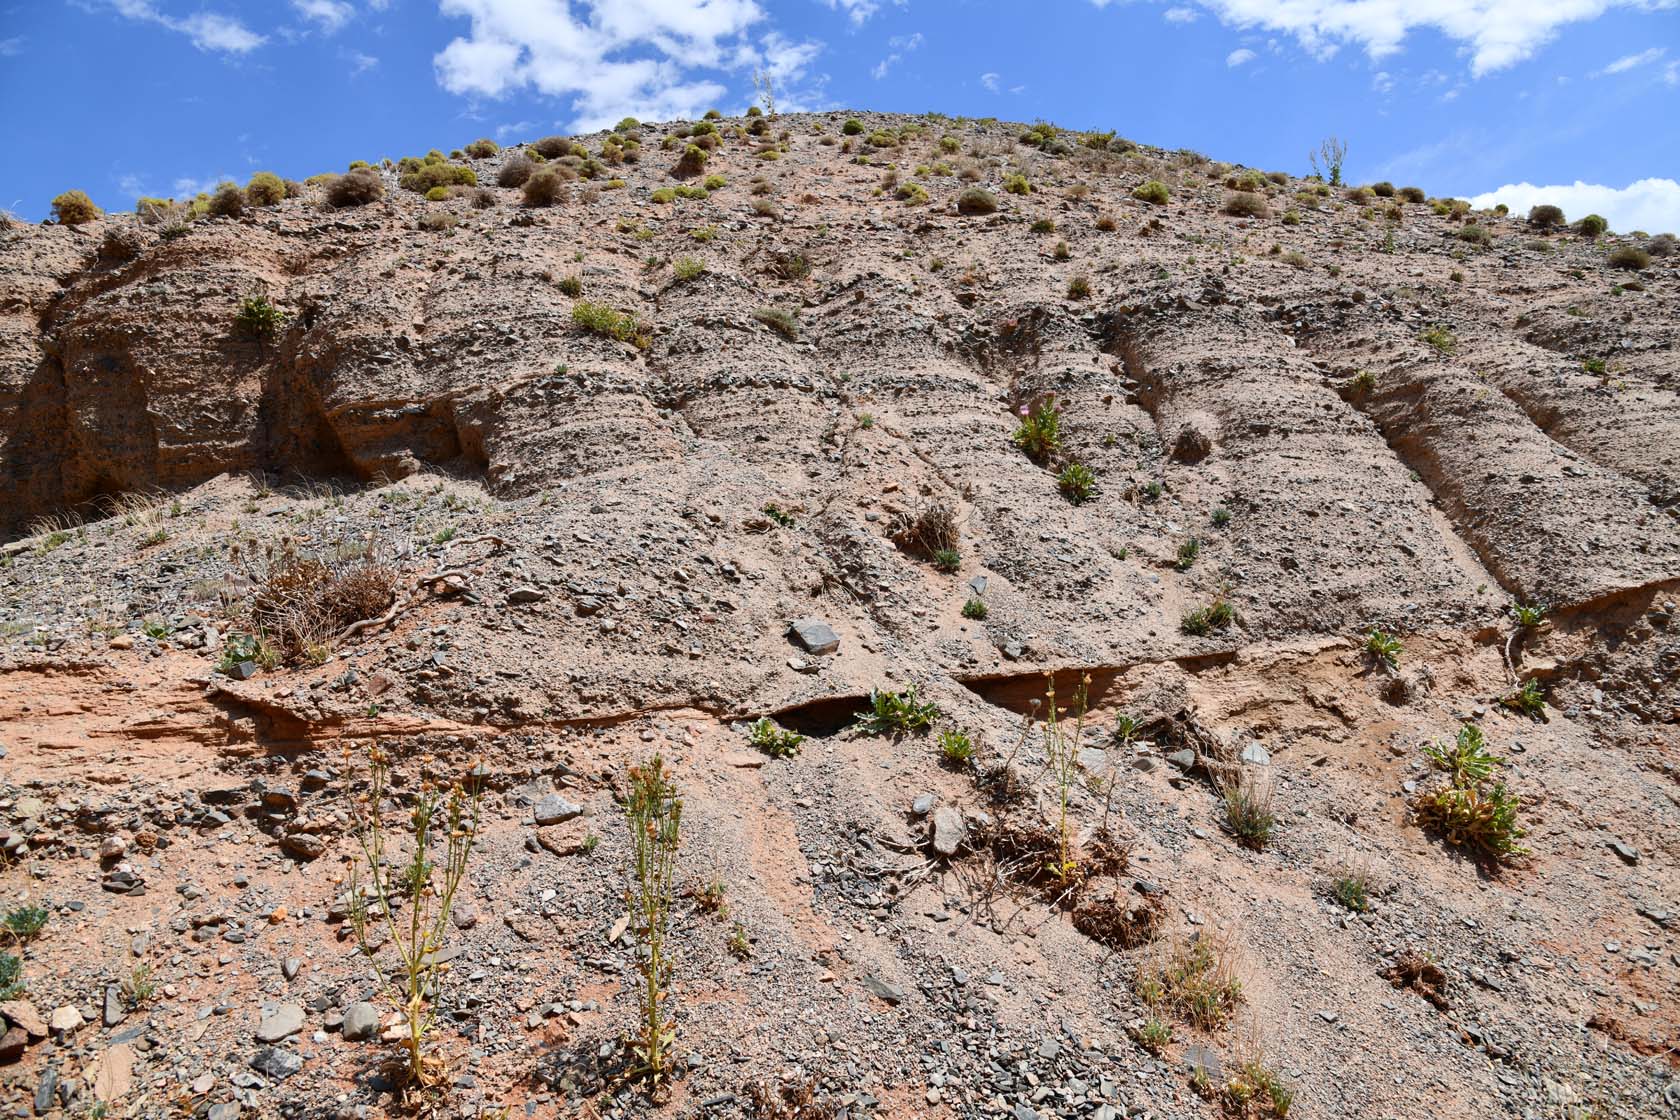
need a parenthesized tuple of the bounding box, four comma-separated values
(246, 171, 286, 206)
(1398, 186, 1425, 203)
(1220, 770, 1276, 849)
(1175, 538, 1199, 571)
(425, 186, 450, 202)
(1509, 601, 1546, 627)
(1422, 325, 1457, 354)
(1133, 179, 1170, 204)
(399, 162, 476, 194)
(702, 173, 727, 190)
(52, 189, 101, 225)
(0, 954, 24, 1001)
(465, 138, 499, 158)
(1528, 204, 1565, 229)
(673, 256, 705, 281)
(856, 685, 939, 736)
(1223, 191, 1270, 219)
(896, 182, 928, 204)
(1003, 173, 1031, 195)
(2, 905, 48, 944)
(961, 598, 987, 620)
(1503, 677, 1546, 718)
(1371, 181, 1395, 198)
(1181, 595, 1236, 636)
(532, 136, 571, 158)
(675, 144, 709, 177)
(956, 187, 998, 215)
(1576, 213, 1607, 238)
(1412, 725, 1526, 863)
(557, 274, 583, 297)
(497, 156, 535, 188)
(842, 118, 864, 135)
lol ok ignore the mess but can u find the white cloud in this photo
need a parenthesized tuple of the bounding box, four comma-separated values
(292, 0, 353, 33)
(434, 0, 785, 130)
(871, 30, 921, 79)
(1595, 46, 1665, 75)
(1111, 1, 1674, 77)
(346, 49, 379, 74)
(979, 71, 1000, 92)
(821, 0, 905, 25)
(109, 0, 265, 53)
(1468, 179, 1680, 236)
(1226, 47, 1255, 66)
(0, 36, 22, 55)
(1163, 6, 1197, 22)
(1371, 69, 1392, 93)
(1667, 60, 1680, 84)
(172, 174, 237, 197)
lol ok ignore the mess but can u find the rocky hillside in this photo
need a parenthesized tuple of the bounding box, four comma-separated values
(0, 111, 1676, 1120)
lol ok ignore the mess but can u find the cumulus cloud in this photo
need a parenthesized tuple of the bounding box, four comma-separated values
(434, 0, 800, 129)
(1468, 179, 1680, 236)
(108, 0, 265, 53)
(1107, 0, 1674, 76)
(292, 0, 354, 33)
(1226, 47, 1255, 66)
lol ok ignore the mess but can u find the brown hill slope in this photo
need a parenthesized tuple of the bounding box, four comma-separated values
(0, 112, 1676, 1120)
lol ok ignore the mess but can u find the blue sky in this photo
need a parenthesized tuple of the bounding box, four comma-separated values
(2, 1, 1678, 230)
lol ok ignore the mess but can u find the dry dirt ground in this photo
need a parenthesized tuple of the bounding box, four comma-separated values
(0, 111, 1677, 1120)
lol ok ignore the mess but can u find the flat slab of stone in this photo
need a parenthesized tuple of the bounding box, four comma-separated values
(787, 619, 839, 655)
(255, 1004, 304, 1043)
(533, 794, 583, 825)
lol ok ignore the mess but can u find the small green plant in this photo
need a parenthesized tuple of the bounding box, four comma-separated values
(234, 295, 285, 340)
(347, 742, 484, 1095)
(726, 922, 752, 960)
(961, 598, 988, 620)
(557, 274, 583, 296)
(933, 547, 961, 573)
(762, 503, 795, 528)
(1509, 601, 1546, 627)
(625, 756, 682, 1087)
(218, 631, 279, 674)
(1211, 507, 1231, 528)
(122, 962, 157, 1007)
(1347, 369, 1377, 395)
(1141, 480, 1163, 501)
(1066, 273, 1090, 299)
(748, 717, 804, 758)
(1181, 594, 1236, 636)
(856, 412, 875, 429)
(1175, 538, 1200, 571)
(1224, 1059, 1294, 1118)
(1581, 357, 1607, 376)
(936, 728, 976, 767)
(1413, 724, 1526, 863)
(141, 617, 169, 640)
(1003, 173, 1031, 195)
(1503, 677, 1546, 719)
(1422, 325, 1457, 355)
(1134, 1017, 1171, 1054)
(856, 685, 939, 737)
(1365, 629, 1401, 670)
(672, 256, 705, 281)
(1057, 462, 1096, 503)
(1012, 397, 1062, 462)
(0, 954, 25, 1000)
(1329, 861, 1372, 912)
(1, 905, 47, 945)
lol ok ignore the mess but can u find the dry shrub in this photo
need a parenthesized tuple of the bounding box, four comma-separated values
(1071, 883, 1162, 949)
(327, 168, 385, 208)
(1382, 950, 1450, 1010)
(208, 183, 246, 217)
(1135, 927, 1243, 1030)
(532, 136, 571, 159)
(887, 499, 958, 557)
(744, 1077, 837, 1119)
(239, 540, 396, 663)
(1223, 191, 1270, 219)
(522, 169, 568, 207)
(497, 155, 535, 188)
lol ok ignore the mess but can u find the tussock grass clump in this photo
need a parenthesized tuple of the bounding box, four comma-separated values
(1182, 593, 1237, 636)
(754, 306, 799, 340)
(1608, 245, 1651, 271)
(888, 499, 959, 559)
(1135, 929, 1242, 1031)
(1218, 769, 1276, 849)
